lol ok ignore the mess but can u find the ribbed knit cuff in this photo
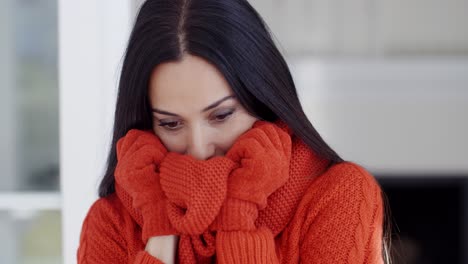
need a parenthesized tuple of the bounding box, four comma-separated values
(210, 198, 258, 231)
(141, 202, 178, 243)
(215, 226, 279, 264)
(134, 250, 165, 264)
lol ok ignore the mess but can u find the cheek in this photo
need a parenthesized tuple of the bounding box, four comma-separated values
(152, 128, 185, 153)
(217, 114, 258, 151)
(151, 113, 258, 155)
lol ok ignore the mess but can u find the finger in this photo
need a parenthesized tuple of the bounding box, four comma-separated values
(116, 129, 140, 160)
(259, 124, 283, 151)
(118, 129, 147, 159)
(248, 127, 273, 150)
(225, 136, 262, 162)
(252, 120, 292, 160)
(121, 147, 156, 174)
(123, 130, 166, 161)
(271, 125, 292, 160)
(141, 145, 166, 166)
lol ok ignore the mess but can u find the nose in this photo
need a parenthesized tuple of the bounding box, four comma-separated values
(185, 124, 215, 160)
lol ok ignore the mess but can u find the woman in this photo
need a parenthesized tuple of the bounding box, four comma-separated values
(77, 0, 392, 263)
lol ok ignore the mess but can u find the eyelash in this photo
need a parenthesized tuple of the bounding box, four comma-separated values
(157, 110, 235, 131)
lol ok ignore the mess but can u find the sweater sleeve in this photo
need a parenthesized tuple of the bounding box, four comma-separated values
(77, 198, 164, 264)
(215, 226, 279, 264)
(300, 162, 385, 264)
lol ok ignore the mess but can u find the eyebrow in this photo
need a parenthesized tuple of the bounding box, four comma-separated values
(151, 95, 236, 116)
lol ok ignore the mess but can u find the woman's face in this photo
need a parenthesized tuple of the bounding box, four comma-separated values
(148, 54, 259, 160)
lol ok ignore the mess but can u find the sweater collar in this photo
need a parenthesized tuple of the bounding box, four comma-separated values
(115, 119, 330, 236)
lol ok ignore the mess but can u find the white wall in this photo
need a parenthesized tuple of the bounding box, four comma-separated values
(59, 1, 131, 263)
(249, 0, 468, 56)
(291, 58, 468, 175)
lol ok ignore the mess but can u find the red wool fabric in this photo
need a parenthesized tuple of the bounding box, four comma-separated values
(77, 119, 385, 263)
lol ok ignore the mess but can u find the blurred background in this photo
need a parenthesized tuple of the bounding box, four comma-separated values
(0, 0, 466, 263)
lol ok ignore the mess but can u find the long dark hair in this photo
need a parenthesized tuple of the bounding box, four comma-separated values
(98, 0, 392, 262)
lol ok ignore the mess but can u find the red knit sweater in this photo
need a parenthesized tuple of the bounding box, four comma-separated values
(78, 122, 384, 263)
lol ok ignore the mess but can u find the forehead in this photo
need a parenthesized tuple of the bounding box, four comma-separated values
(148, 54, 233, 110)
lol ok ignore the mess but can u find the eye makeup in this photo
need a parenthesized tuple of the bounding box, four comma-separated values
(155, 107, 237, 132)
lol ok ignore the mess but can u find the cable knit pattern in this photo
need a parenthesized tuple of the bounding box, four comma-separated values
(77, 119, 385, 263)
(276, 161, 385, 264)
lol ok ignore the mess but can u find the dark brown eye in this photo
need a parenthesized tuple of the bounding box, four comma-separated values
(214, 111, 234, 122)
(158, 121, 181, 130)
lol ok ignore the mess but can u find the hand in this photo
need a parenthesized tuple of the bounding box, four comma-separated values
(145, 235, 179, 264)
(114, 129, 178, 243)
(158, 152, 238, 235)
(210, 120, 292, 231)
